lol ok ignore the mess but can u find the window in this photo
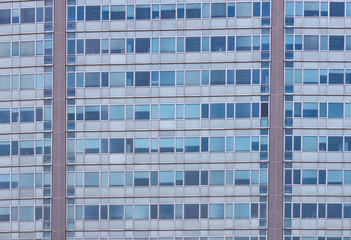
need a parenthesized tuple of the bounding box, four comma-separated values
(0, 208, 9, 221)
(86, 6, 100, 20)
(236, 70, 251, 84)
(0, 76, 10, 90)
(85, 39, 100, 54)
(304, 2, 319, 16)
(0, 43, 10, 57)
(135, 72, 150, 86)
(328, 103, 343, 117)
(329, 36, 344, 50)
(0, 10, 10, 24)
(159, 171, 174, 185)
(20, 108, 34, 122)
(185, 71, 200, 85)
(211, 3, 226, 18)
(110, 72, 124, 87)
(85, 139, 99, 153)
(20, 141, 34, 155)
(301, 203, 317, 218)
(184, 204, 199, 218)
(136, 5, 150, 19)
(184, 171, 199, 185)
(84, 205, 99, 220)
(328, 136, 343, 151)
(303, 136, 317, 151)
(134, 172, 149, 186)
(302, 170, 317, 184)
(20, 41, 34, 56)
(235, 170, 250, 184)
(109, 205, 123, 219)
(0, 142, 10, 156)
(160, 105, 175, 119)
(210, 138, 225, 152)
(329, 70, 344, 84)
(111, 6, 125, 20)
(185, 138, 200, 152)
(134, 205, 149, 219)
(85, 172, 99, 186)
(186, 4, 201, 18)
(237, 3, 252, 17)
(160, 38, 175, 52)
(236, 37, 251, 51)
(330, 2, 344, 16)
(235, 204, 249, 218)
(209, 204, 224, 218)
(161, 5, 175, 19)
(160, 71, 175, 86)
(304, 36, 319, 50)
(135, 105, 150, 119)
(210, 170, 224, 185)
(109, 172, 124, 186)
(211, 70, 225, 85)
(186, 37, 200, 52)
(110, 39, 125, 53)
(327, 204, 342, 218)
(159, 205, 174, 219)
(185, 104, 200, 119)
(110, 138, 124, 153)
(110, 106, 124, 120)
(328, 170, 342, 184)
(303, 69, 318, 84)
(19, 173, 34, 188)
(236, 103, 250, 118)
(211, 37, 226, 51)
(21, 8, 35, 23)
(135, 38, 150, 53)
(210, 104, 225, 118)
(303, 103, 318, 117)
(20, 206, 34, 221)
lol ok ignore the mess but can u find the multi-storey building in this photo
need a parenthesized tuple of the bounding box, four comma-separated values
(0, 0, 349, 240)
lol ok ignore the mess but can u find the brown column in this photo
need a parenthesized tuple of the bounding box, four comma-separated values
(52, 0, 66, 239)
(268, 0, 284, 239)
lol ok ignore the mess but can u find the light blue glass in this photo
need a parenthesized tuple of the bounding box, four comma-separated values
(303, 136, 318, 151)
(209, 204, 224, 218)
(152, 38, 159, 52)
(185, 104, 200, 119)
(210, 138, 225, 152)
(235, 137, 250, 151)
(134, 205, 149, 219)
(234, 204, 249, 218)
(160, 105, 174, 119)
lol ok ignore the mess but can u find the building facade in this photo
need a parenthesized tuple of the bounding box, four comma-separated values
(0, 0, 349, 240)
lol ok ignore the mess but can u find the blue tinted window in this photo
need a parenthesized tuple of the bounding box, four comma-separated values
(211, 3, 226, 18)
(236, 70, 251, 84)
(328, 103, 343, 117)
(304, 35, 319, 50)
(185, 104, 200, 119)
(109, 205, 123, 219)
(85, 73, 100, 87)
(185, 138, 200, 152)
(0, 10, 11, 24)
(330, 2, 344, 16)
(304, 2, 319, 16)
(303, 103, 318, 117)
(329, 69, 344, 84)
(20, 108, 34, 122)
(85, 39, 100, 54)
(161, 5, 175, 19)
(110, 139, 124, 153)
(0, 109, 10, 123)
(84, 205, 99, 220)
(302, 170, 317, 184)
(86, 6, 100, 20)
(160, 38, 175, 52)
(184, 204, 199, 218)
(210, 104, 225, 118)
(236, 36, 251, 50)
(301, 203, 317, 218)
(135, 38, 150, 53)
(329, 36, 344, 50)
(186, 37, 200, 52)
(327, 204, 342, 218)
(136, 5, 150, 19)
(303, 136, 318, 151)
(211, 37, 226, 51)
(186, 4, 201, 18)
(210, 138, 225, 152)
(236, 103, 250, 118)
(160, 71, 175, 86)
(135, 72, 150, 86)
(111, 6, 125, 20)
(328, 136, 343, 151)
(211, 70, 225, 85)
(184, 171, 199, 185)
(235, 204, 249, 218)
(21, 8, 35, 23)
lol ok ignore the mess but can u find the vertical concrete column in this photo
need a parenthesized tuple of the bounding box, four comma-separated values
(52, 0, 66, 239)
(268, 0, 285, 239)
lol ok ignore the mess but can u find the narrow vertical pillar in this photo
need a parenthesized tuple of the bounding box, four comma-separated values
(52, 0, 66, 239)
(268, 0, 284, 239)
